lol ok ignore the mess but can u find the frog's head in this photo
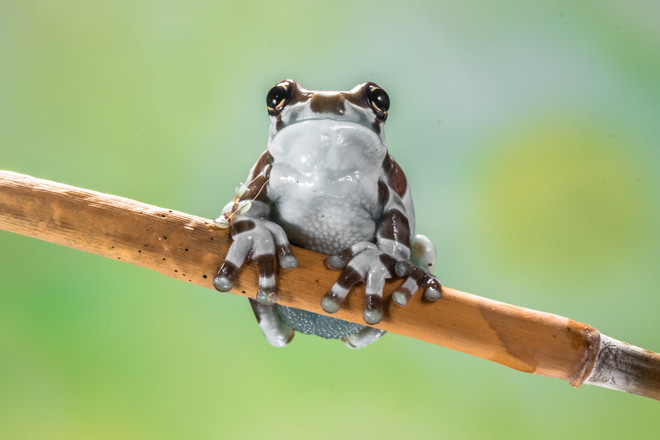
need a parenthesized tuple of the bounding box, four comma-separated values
(265, 80, 390, 171)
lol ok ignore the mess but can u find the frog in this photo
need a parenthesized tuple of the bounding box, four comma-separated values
(213, 79, 442, 348)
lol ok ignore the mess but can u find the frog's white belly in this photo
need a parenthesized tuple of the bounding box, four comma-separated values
(268, 163, 382, 255)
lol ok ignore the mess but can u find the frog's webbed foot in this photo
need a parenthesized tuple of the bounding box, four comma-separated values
(214, 211, 298, 306)
(322, 242, 397, 325)
(322, 239, 442, 324)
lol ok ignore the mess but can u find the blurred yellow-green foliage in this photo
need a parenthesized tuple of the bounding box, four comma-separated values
(2, 1, 659, 438)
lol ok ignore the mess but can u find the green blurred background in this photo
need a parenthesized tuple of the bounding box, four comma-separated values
(1, 1, 659, 438)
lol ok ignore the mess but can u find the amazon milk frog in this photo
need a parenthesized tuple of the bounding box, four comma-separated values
(214, 80, 441, 348)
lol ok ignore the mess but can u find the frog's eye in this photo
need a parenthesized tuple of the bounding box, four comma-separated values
(266, 82, 292, 116)
(366, 85, 390, 120)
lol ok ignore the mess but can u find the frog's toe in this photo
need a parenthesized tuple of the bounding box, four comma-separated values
(422, 275, 442, 301)
(321, 266, 362, 314)
(254, 252, 280, 305)
(392, 277, 418, 306)
(321, 294, 341, 313)
(394, 260, 415, 277)
(363, 267, 387, 324)
(213, 275, 233, 292)
(213, 261, 239, 292)
(265, 221, 298, 270)
(256, 288, 279, 306)
(214, 229, 252, 292)
(342, 327, 387, 349)
(276, 244, 298, 270)
(250, 300, 294, 347)
(392, 268, 442, 306)
(325, 254, 347, 270)
(392, 289, 410, 306)
(279, 253, 298, 270)
(424, 286, 442, 301)
(363, 303, 383, 325)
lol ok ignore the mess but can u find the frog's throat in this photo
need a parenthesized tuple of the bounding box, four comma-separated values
(267, 120, 387, 172)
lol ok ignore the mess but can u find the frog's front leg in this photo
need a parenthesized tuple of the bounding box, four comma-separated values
(214, 153, 297, 304)
(322, 180, 442, 325)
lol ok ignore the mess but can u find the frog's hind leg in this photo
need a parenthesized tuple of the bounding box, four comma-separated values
(249, 299, 294, 347)
(342, 327, 386, 349)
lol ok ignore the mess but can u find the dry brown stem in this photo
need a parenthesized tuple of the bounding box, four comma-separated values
(1, 170, 658, 400)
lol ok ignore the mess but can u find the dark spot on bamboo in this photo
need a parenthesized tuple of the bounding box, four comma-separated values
(162, 257, 166, 261)
(185, 248, 189, 252)
(202, 274, 208, 279)
(163, 235, 167, 240)
(242, 290, 246, 294)
(174, 269, 178, 273)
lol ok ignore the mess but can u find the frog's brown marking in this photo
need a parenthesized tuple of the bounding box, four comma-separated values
(310, 93, 346, 115)
(254, 254, 276, 280)
(252, 150, 273, 174)
(282, 79, 313, 106)
(378, 253, 397, 271)
(382, 154, 408, 198)
(343, 82, 374, 109)
(365, 294, 383, 314)
(216, 261, 239, 283)
(377, 179, 391, 208)
(378, 209, 411, 246)
(240, 152, 272, 204)
(232, 219, 256, 235)
(321, 265, 363, 313)
(336, 266, 362, 289)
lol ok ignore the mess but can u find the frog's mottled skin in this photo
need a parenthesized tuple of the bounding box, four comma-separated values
(214, 80, 441, 348)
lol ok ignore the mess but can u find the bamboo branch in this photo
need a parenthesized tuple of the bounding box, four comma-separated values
(1, 170, 658, 400)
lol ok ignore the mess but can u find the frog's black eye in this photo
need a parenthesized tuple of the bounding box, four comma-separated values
(266, 82, 292, 116)
(366, 85, 389, 120)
